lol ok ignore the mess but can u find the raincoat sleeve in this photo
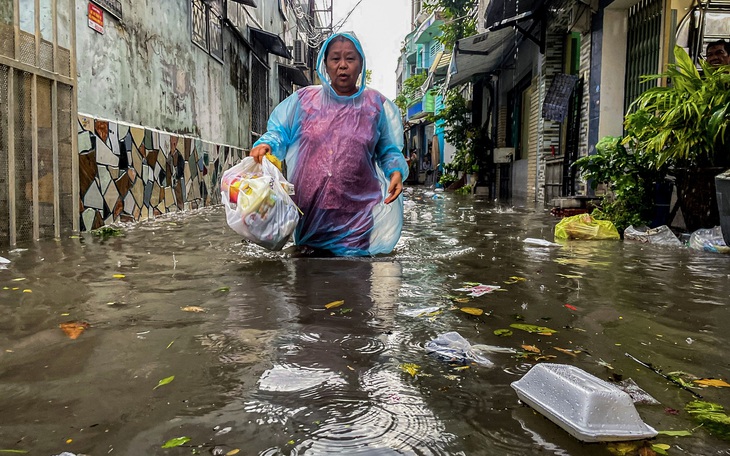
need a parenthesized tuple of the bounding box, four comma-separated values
(252, 92, 301, 161)
(375, 98, 409, 181)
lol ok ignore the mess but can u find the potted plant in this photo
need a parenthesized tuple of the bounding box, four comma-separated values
(574, 136, 669, 233)
(622, 45, 730, 231)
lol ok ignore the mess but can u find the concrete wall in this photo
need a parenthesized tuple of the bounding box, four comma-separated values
(598, 8, 629, 139)
(73, 0, 288, 149)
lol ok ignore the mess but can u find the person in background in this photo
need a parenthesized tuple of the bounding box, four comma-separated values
(706, 39, 730, 67)
(249, 32, 408, 256)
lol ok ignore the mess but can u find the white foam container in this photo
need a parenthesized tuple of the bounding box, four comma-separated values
(511, 363, 658, 442)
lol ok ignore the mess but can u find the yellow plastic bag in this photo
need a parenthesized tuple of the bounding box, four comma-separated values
(554, 213, 620, 240)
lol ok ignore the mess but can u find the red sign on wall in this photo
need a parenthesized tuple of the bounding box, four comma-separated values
(88, 2, 104, 34)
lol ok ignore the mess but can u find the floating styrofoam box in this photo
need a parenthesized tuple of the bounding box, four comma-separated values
(511, 363, 657, 442)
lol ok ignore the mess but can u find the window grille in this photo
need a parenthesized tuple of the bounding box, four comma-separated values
(624, 0, 662, 113)
(251, 58, 269, 137)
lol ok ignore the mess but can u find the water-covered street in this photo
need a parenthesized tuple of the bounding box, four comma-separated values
(1, 188, 729, 455)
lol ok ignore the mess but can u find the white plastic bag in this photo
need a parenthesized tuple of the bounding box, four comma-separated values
(221, 156, 299, 250)
(624, 225, 682, 246)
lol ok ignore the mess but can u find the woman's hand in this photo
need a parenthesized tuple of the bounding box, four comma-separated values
(249, 143, 271, 163)
(384, 171, 403, 204)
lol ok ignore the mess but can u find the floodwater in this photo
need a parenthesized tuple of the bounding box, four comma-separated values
(1, 188, 729, 456)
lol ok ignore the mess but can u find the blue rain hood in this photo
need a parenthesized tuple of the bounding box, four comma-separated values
(316, 32, 367, 99)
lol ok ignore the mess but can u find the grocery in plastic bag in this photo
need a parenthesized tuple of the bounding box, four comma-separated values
(554, 213, 620, 240)
(221, 156, 299, 250)
(624, 225, 682, 246)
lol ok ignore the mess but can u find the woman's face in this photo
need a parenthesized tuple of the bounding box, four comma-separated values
(325, 39, 362, 96)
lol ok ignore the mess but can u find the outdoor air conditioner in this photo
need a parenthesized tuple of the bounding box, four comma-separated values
(293, 39, 306, 66)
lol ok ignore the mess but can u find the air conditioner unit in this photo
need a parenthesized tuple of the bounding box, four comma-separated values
(293, 40, 306, 66)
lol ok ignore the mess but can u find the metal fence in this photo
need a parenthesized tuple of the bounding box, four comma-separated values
(0, 0, 78, 246)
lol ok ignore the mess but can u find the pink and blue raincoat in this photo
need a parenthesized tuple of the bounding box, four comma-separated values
(253, 32, 409, 256)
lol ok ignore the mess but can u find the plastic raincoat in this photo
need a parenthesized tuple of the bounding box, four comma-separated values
(252, 32, 408, 256)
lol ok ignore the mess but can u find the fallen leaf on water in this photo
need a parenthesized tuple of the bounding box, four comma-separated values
(217, 286, 230, 293)
(510, 323, 557, 334)
(694, 378, 730, 388)
(453, 297, 470, 303)
(664, 407, 679, 415)
(226, 450, 240, 455)
(153, 375, 175, 390)
(657, 430, 692, 436)
(459, 307, 484, 316)
(181, 306, 206, 313)
(11, 278, 26, 282)
(0, 450, 30, 454)
(113, 274, 125, 279)
(504, 276, 526, 284)
(22, 289, 31, 293)
(65, 439, 72, 444)
(325, 300, 344, 309)
(347, 366, 355, 371)
(597, 359, 614, 370)
(59, 321, 90, 340)
(452, 366, 470, 371)
(494, 329, 513, 337)
(287, 440, 295, 445)
(650, 444, 669, 455)
(161, 436, 190, 448)
(606, 441, 642, 455)
(400, 363, 420, 377)
(553, 347, 579, 357)
(166, 340, 175, 349)
(521, 345, 541, 353)
(564, 304, 578, 311)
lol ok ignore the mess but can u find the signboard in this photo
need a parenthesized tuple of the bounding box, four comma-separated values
(88, 2, 104, 34)
(92, 0, 122, 20)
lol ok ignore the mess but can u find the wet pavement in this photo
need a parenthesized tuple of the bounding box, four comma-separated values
(1, 187, 729, 455)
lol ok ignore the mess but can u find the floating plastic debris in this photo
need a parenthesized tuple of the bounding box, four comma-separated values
(511, 363, 657, 442)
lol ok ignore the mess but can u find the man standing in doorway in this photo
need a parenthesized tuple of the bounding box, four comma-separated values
(706, 40, 730, 67)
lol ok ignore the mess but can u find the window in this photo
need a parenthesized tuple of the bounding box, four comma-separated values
(191, 0, 224, 62)
(251, 58, 269, 140)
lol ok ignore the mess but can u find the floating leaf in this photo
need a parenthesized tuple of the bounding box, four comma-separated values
(339, 308, 353, 314)
(453, 366, 470, 371)
(59, 321, 90, 340)
(217, 286, 230, 293)
(11, 278, 26, 282)
(325, 300, 345, 309)
(401, 363, 420, 377)
(606, 442, 642, 455)
(166, 340, 175, 349)
(226, 450, 240, 456)
(161, 436, 190, 448)
(510, 323, 557, 334)
(459, 307, 484, 316)
(564, 304, 578, 311)
(0, 451, 30, 454)
(453, 297, 470, 303)
(113, 274, 125, 279)
(521, 345, 541, 353)
(504, 276, 526, 284)
(22, 289, 31, 293)
(181, 306, 206, 313)
(557, 273, 583, 279)
(685, 400, 730, 439)
(658, 430, 692, 436)
(494, 329, 513, 337)
(694, 378, 730, 388)
(553, 347, 579, 357)
(153, 375, 175, 390)
(651, 443, 670, 455)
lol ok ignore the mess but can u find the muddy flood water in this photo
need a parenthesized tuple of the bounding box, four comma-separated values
(1, 188, 729, 456)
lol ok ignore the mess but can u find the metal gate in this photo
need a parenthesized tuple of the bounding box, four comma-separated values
(0, 0, 77, 246)
(624, 0, 663, 112)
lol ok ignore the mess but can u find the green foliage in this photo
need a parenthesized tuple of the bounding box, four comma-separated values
(623, 45, 730, 168)
(365, 69, 372, 85)
(423, 0, 478, 51)
(432, 89, 491, 184)
(574, 136, 668, 233)
(455, 184, 472, 195)
(395, 72, 428, 114)
(685, 401, 730, 440)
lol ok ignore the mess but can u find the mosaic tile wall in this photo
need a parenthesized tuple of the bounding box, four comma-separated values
(78, 115, 245, 231)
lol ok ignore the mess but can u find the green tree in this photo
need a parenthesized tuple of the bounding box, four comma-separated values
(395, 72, 427, 115)
(423, 0, 477, 51)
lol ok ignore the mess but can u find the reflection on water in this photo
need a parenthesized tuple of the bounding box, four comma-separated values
(0, 190, 729, 455)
